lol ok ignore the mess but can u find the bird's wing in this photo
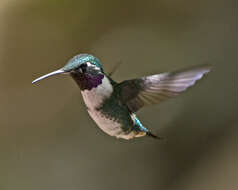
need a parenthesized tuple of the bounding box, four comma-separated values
(118, 64, 211, 112)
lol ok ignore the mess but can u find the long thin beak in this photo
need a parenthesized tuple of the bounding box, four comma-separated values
(32, 69, 66, 84)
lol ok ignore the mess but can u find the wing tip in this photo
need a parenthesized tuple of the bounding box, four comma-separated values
(193, 64, 213, 82)
(182, 63, 213, 74)
(198, 64, 213, 73)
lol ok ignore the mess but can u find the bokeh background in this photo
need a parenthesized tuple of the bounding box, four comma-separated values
(1, 0, 238, 189)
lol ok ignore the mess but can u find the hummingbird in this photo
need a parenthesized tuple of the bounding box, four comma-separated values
(32, 54, 211, 140)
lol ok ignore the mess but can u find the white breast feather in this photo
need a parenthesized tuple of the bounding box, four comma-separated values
(81, 77, 124, 137)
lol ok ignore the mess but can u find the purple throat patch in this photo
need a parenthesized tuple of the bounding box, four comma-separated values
(71, 73, 104, 90)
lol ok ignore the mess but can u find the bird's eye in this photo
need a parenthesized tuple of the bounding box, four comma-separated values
(79, 63, 87, 72)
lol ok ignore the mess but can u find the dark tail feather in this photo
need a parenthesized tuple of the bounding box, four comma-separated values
(146, 132, 162, 140)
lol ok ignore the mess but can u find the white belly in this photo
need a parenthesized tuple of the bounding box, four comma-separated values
(87, 109, 124, 137)
(87, 109, 139, 139)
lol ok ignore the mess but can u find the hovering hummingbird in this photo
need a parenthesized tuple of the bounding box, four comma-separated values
(32, 54, 211, 140)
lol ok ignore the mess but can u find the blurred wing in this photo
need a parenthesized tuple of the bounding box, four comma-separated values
(118, 64, 211, 112)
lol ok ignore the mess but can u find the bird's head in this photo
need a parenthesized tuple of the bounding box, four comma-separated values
(63, 54, 104, 74)
(32, 54, 104, 82)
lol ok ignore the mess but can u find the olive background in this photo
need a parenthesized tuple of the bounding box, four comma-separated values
(1, 0, 238, 190)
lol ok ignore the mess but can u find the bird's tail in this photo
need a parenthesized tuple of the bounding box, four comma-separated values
(146, 131, 162, 139)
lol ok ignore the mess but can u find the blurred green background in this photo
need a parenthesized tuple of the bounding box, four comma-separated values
(1, 0, 238, 189)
